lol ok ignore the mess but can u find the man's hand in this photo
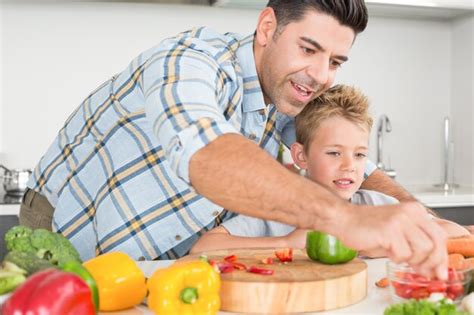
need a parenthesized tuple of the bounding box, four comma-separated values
(337, 201, 448, 280)
(283, 228, 309, 249)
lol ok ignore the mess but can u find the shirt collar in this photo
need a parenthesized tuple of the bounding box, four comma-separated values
(235, 33, 266, 113)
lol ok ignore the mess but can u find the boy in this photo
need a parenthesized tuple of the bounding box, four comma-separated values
(191, 85, 469, 255)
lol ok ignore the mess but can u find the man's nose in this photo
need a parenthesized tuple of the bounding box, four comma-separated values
(306, 57, 329, 87)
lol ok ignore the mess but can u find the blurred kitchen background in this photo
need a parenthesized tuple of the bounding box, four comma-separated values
(0, 0, 473, 246)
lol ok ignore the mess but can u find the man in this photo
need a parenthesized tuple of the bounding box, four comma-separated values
(21, 0, 448, 279)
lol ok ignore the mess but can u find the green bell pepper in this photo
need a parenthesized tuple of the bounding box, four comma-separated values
(60, 260, 100, 312)
(306, 231, 357, 264)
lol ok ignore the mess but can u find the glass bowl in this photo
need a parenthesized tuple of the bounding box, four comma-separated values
(386, 261, 473, 304)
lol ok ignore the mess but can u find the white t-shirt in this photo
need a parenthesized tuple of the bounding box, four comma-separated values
(221, 189, 399, 237)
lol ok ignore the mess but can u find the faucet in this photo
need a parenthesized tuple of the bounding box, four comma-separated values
(376, 115, 397, 179)
(434, 116, 459, 191)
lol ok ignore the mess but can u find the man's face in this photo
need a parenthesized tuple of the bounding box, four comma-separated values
(256, 10, 355, 116)
(292, 116, 369, 200)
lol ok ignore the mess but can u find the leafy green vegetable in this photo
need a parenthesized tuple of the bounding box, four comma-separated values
(4, 225, 82, 267)
(3, 251, 56, 275)
(384, 299, 469, 315)
(0, 261, 27, 295)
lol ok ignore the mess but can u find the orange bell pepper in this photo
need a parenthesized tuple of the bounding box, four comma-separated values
(83, 252, 147, 312)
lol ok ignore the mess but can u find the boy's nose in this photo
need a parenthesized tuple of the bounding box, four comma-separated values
(341, 158, 356, 172)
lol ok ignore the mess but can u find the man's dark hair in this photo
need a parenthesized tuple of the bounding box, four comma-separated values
(267, 0, 368, 35)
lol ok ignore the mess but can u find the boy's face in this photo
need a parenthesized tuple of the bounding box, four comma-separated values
(291, 116, 369, 200)
(255, 9, 355, 117)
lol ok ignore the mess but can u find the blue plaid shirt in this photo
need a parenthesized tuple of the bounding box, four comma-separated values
(28, 27, 376, 261)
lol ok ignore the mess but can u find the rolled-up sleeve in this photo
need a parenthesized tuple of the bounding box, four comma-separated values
(143, 48, 240, 183)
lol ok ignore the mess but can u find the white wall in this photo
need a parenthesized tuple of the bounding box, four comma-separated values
(0, 2, 472, 187)
(451, 15, 473, 187)
(336, 16, 453, 186)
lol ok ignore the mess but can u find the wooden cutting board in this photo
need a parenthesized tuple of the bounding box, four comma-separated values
(181, 248, 367, 313)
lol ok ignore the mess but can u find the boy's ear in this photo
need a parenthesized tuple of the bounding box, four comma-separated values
(290, 142, 307, 169)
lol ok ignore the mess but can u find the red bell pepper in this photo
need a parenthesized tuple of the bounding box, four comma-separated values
(2, 268, 96, 315)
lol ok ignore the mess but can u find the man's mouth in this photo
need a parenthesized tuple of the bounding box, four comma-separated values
(291, 81, 314, 99)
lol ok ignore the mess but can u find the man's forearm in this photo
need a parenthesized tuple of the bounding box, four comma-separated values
(190, 233, 288, 254)
(189, 133, 347, 234)
(361, 169, 438, 217)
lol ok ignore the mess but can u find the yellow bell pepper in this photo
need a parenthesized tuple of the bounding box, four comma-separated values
(83, 251, 147, 312)
(148, 260, 221, 315)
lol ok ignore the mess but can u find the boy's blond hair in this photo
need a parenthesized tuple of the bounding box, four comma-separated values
(295, 84, 372, 152)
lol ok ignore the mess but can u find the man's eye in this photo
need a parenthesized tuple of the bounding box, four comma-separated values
(302, 47, 315, 55)
(356, 153, 367, 158)
(327, 152, 340, 156)
(331, 60, 342, 68)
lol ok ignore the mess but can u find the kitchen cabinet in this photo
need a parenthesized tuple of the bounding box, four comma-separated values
(409, 185, 474, 225)
(212, 0, 473, 20)
(0, 215, 19, 260)
(433, 206, 474, 225)
(0, 202, 20, 260)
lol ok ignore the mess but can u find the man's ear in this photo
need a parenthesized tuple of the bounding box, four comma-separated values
(255, 7, 278, 48)
(290, 142, 307, 170)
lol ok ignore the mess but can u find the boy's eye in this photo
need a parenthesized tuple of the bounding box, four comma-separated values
(327, 151, 340, 156)
(356, 153, 367, 158)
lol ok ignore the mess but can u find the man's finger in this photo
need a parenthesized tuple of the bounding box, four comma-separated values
(404, 225, 434, 266)
(416, 220, 448, 280)
(387, 228, 412, 264)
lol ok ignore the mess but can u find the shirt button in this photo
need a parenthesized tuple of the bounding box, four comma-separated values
(175, 234, 182, 241)
(212, 210, 219, 217)
(248, 133, 257, 140)
(138, 256, 145, 261)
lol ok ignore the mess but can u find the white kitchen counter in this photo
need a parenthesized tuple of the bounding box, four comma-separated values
(407, 185, 474, 208)
(0, 204, 20, 216)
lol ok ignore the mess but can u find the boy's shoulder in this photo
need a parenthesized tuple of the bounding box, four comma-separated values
(352, 189, 399, 206)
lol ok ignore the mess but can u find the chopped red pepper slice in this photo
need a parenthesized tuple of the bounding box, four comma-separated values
(275, 248, 293, 263)
(217, 261, 235, 273)
(261, 257, 274, 265)
(224, 255, 238, 262)
(232, 262, 247, 270)
(247, 266, 274, 275)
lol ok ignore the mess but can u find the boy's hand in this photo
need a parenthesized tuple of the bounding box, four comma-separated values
(284, 229, 310, 249)
(435, 219, 470, 238)
(465, 225, 474, 234)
